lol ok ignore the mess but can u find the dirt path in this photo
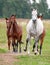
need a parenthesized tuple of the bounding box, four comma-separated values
(0, 51, 28, 65)
(0, 52, 18, 65)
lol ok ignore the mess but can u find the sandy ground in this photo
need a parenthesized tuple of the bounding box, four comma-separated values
(0, 50, 37, 65)
(0, 53, 18, 65)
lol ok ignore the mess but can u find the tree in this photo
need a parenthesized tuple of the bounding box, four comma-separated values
(0, 0, 5, 17)
(36, 0, 48, 19)
(0, 0, 31, 18)
(0, 0, 50, 19)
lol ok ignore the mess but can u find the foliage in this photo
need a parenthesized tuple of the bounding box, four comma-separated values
(0, 0, 50, 18)
(0, 0, 31, 18)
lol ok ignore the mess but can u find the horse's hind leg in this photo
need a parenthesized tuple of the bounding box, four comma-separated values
(40, 38, 43, 55)
(40, 30, 45, 55)
(8, 38, 11, 50)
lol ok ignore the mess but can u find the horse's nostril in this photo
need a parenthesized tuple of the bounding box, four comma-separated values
(11, 21, 14, 24)
(33, 20, 36, 24)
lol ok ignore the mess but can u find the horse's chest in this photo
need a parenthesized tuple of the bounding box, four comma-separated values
(30, 26, 37, 35)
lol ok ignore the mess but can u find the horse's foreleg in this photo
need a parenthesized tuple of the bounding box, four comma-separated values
(12, 42, 15, 52)
(15, 41, 18, 52)
(32, 42, 35, 52)
(24, 38, 29, 52)
(27, 40, 30, 54)
(32, 42, 39, 52)
(24, 34, 31, 54)
(12, 39, 15, 52)
(34, 37, 39, 55)
(34, 42, 38, 55)
(19, 43, 21, 53)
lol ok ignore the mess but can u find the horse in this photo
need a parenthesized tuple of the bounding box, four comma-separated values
(5, 15, 23, 52)
(24, 11, 45, 55)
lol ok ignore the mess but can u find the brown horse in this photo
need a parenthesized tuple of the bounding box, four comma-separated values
(5, 15, 23, 52)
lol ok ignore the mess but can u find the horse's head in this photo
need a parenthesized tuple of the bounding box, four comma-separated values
(32, 9, 37, 24)
(5, 15, 16, 29)
(37, 13, 43, 20)
(5, 18, 10, 29)
(10, 15, 16, 24)
(5, 17, 13, 34)
(5, 15, 17, 35)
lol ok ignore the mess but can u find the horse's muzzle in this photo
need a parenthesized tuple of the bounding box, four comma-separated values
(11, 21, 14, 24)
(33, 20, 36, 24)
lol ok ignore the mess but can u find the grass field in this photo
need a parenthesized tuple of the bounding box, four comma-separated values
(0, 19, 50, 65)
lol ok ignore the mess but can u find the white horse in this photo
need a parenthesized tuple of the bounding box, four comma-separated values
(24, 10, 45, 55)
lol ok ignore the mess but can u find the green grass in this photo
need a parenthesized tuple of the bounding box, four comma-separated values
(0, 22, 7, 44)
(14, 55, 50, 65)
(0, 21, 50, 65)
(0, 48, 7, 53)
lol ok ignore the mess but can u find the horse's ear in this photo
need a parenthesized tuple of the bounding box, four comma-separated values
(5, 18, 9, 23)
(5, 18, 8, 20)
(11, 14, 16, 17)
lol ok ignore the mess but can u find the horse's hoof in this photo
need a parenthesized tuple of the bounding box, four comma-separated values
(34, 51, 39, 55)
(32, 49, 34, 52)
(15, 50, 18, 53)
(13, 49, 15, 52)
(34, 51, 38, 55)
(34, 52, 37, 55)
(13, 50, 15, 52)
(24, 49, 27, 52)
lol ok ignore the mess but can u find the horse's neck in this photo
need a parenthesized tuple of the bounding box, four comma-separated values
(8, 22, 12, 33)
(13, 22, 18, 32)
